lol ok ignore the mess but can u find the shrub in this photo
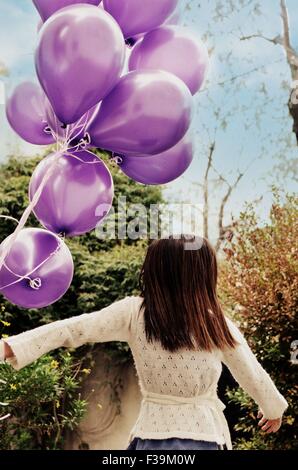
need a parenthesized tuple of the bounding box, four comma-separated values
(219, 192, 298, 450)
(0, 346, 88, 450)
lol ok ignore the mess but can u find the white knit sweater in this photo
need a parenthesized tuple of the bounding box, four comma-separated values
(0, 296, 288, 449)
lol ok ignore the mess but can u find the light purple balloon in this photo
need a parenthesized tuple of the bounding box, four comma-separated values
(88, 70, 193, 156)
(118, 134, 193, 185)
(103, 0, 178, 38)
(33, 0, 102, 22)
(129, 26, 209, 95)
(6, 82, 55, 145)
(0, 228, 74, 309)
(29, 151, 114, 237)
(35, 4, 125, 124)
(127, 6, 181, 46)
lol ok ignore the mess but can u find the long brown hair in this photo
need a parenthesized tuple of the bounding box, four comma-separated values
(139, 234, 237, 352)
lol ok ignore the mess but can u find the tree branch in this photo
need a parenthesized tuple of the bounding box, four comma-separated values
(240, 33, 283, 46)
(239, 1, 298, 77)
(215, 171, 244, 252)
(240, 1, 298, 143)
(203, 142, 215, 239)
(280, 0, 298, 78)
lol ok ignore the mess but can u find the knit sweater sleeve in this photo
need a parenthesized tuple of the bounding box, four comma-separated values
(0, 296, 136, 371)
(221, 317, 288, 420)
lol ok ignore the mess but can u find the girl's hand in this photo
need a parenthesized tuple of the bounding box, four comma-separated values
(257, 409, 282, 434)
(0, 340, 14, 360)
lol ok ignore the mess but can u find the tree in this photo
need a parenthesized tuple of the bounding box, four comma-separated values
(240, 0, 298, 144)
(176, 0, 298, 250)
(219, 192, 298, 449)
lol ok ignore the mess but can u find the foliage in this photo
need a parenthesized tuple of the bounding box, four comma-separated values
(219, 192, 298, 450)
(0, 349, 88, 450)
(0, 152, 163, 449)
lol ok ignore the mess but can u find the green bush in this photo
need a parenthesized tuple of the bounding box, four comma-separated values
(0, 152, 163, 449)
(0, 348, 88, 450)
(219, 192, 298, 450)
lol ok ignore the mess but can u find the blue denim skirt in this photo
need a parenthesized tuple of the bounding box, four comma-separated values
(126, 437, 221, 450)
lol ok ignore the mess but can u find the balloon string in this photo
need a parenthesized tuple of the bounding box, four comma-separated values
(66, 102, 99, 147)
(66, 132, 91, 154)
(0, 151, 63, 272)
(0, 414, 11, 422)
(0, 215, 19, 224)
(0, 379, 11, 421)
(0, 238, 61, 290)
(66, 152, 99, 164)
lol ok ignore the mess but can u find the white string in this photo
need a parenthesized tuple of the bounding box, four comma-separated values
(0, 414, 11, 421)
(0, 238, 61, 290)
(0, 215, 19, 224)
(66, 133, 90, 153)
(66, 150, 101, 165)
(0, 381, 11, 422)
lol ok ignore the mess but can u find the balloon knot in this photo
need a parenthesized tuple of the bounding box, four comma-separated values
(125, 37, 137, 48)
(29, 277, 42, 290)
(43, 125, 53, 135)
(110, 153, 124, 165)
(84, 132, 91, 145)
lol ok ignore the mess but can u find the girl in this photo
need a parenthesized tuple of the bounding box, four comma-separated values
(0, 235, 288, 450)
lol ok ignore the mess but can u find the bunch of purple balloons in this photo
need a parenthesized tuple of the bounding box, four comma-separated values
(0, 0, 209, 309)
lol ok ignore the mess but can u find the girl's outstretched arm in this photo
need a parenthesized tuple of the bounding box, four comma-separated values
(221, 317, 288, 422)
(0, 296, 137, 371)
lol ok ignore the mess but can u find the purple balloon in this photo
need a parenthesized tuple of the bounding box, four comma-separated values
(0, 228, 73, 309)
(103, 0, 178, 38)
(127, 6, 181, 46)
(6, 82, 55, 145)
(33, 0, 102, 22)
(29, 151, 114, 237)
(35, 4, 125, 124)
(129, 26, 209, 95)
(88, 70, 193, 156)
(119, 134, 193, 185)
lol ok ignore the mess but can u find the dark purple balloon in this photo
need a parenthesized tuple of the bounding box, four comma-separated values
(129, 26, 209, 95)
(118, 134, 193, 185)
(103, 0, 178, 38)
(33, 0, 102, 22)
(35, 4, 125, 124)
(0, 228, 74, 309)
(29, 151, 114, 236)
(88, 70, 193, 156)
(6, 82, 55, 145)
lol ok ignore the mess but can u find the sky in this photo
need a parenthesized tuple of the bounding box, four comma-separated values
(0, 0, 297, 243)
